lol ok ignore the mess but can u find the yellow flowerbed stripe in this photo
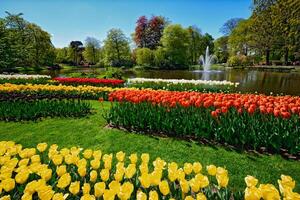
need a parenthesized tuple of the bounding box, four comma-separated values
(0, 141, 298, 200)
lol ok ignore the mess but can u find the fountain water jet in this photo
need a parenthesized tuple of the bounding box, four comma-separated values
(199, 46, 216, 71)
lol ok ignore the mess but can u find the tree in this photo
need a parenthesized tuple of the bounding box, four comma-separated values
(134, 15, 168, 49)
(220, 18, 244, 35)
(271, 0, 300, 64)
(228, 19, 253, 56)
(199, 33, 214, 55)
(103, 28, 131, 67)
(68, 41, 84, 65)
(55, 47, 69, 64)
(187, 26, 202, 65)
(0, 12, 55, 68)
(135, 48, 153, 67)
(161, 24, 190, 69)
(83, 37, 101, 65)
(214, 36, 229, 63)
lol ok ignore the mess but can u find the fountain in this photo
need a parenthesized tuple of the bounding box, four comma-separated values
(199, 46, 215, 71)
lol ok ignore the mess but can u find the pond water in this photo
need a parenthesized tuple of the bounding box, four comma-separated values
(31, 67, 300, 96)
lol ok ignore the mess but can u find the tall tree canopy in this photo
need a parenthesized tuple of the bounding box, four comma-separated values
(220, 18, 244, 35)
(83, 37, 101, 65)
(134, 15, 168, 49)
(103, 28, 131, 67)
(161, 24, 190, 69)
(0, 12, 55, 69)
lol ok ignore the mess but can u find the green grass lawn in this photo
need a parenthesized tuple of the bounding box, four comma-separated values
(0, 101, 299, 192)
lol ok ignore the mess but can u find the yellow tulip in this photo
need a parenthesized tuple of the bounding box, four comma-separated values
(129, 153, 137, 164)
(90, 159, 100, 169)
(90, 170, 98, 182)
(37, 143, 48, 152)
(245, 175, 258, 188)
(195, 174, 209, 188)
(136, 190, 147, 200)
(139, 173, 151, 188)
(149, 190, 159, 200)
(39, 168, 52, 181)
(244, 186, 262, 200)
(82, 183, 91, 194)
(109, 180, 121, 195)
(0, 195, 11, 200)
(197, 193, 207, 200)
(15, 169, 30, 184)
(190, 178, 200, 192)
(193, 162, 202, 173)
(18, 158, 29, 166)
(183, 163, 193, 175)
(52, 154, 63, 166)
(2, 178, 15, 192)
(57, 173, 71, 189)
(52, 193, 65, 200)
(141, 153, 149, 163)
(180, 179, 190, 194)
(159, 180, 170, 196)
(31, 155, 40, 163)
(206, 165, 217, 176)
(116, 151, 125, 162)
(216, 173, 229, 188)
(37, 185, 54, 200)
(184, 196, 194, 200)
(100, 168, 110, 182)
(80, 194, 96, 200)
(56, 165, 67, 177)
(93, 150, 102, 160)
(83, 149, 93, 159)
(21, 192, 32, 200)
(69, 181, 80, 195)
(103, 189, 115, 200)
(118, 182, 134, 200)
(94, 182, 106, 197)
(125, 164, 136, 179)
(139, 162, 149, 174)
(78, 166, 87, 177)
(24, 180, 38, 194)
(258, 184, 280, 200)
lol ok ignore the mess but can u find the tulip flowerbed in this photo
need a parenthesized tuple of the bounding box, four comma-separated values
(0, 141, 299, 200)
(53, 77, 125, 87)
(0, 99, 91, 121)
(0, 74, 51, 85)
(0, 83, 117, 100)
(106, 90, 300, 154)
(127, 78, 239, 93)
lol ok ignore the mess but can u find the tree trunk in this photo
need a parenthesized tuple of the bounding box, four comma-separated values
(266, 49, 270, 65)
(284, 47, 289, 65)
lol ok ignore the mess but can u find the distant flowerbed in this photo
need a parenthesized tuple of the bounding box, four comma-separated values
(128, 78, 239, 87)
(127, 78, 239, 93)
(53, 77, 125, 87)
(0, 74, 51, 79)
(107, 89, 300, 154)
(0, 141, 299, 200)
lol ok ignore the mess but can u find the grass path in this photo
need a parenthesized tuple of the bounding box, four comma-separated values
(0, 101, 299, 192)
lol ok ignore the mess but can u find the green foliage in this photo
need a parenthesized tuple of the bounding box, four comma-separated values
(161, 24, 190, 68)
(55, 47, 69, 64)
(107, 102, 300, 154)
(227, 55, 253, 67)
(153, 47, 168, 68)
(83, 37, 101, 65)
(0, 12, 55, 69)
(101, 67, 124, 79)
(0, 99, 91, 121)
(214, 36, 229, 63)
(135, 48, 154, 67)
(103, 29, 132, 67)
(0, 78, 50, 85)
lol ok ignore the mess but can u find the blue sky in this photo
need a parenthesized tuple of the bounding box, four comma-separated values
(0, 0, 252, 47)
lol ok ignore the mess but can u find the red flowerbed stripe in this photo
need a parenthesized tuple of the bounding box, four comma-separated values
(54, 77, 125, 85)
(108, 89, 300, 119)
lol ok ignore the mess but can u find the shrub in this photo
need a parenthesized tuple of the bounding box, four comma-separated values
(227, 55, 253, 67)
(0, 99, 91, 121)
